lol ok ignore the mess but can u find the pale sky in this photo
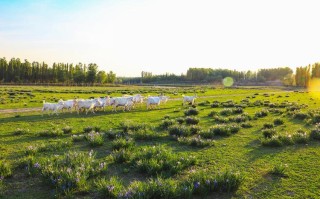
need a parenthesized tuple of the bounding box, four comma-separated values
(0, 0, 319, 77)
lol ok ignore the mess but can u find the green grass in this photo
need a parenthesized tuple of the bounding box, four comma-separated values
(1, 86, 320, 198)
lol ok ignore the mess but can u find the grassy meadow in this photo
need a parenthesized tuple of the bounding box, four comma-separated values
(1, 85, 320, 198)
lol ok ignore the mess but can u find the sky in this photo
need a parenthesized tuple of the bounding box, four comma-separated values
(0, 0, 320, 77)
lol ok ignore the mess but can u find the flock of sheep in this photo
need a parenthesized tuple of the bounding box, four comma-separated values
(42, 94, 197, 116)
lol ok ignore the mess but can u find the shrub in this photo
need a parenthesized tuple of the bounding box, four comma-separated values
(208, 111, 218, 117)
(159, 119, 176, 130)
(112, 138, 135, 150)
(189, 125, 202, 135)
(293, 112, 308, 120)
(177, 136, 215, 147)
(241, 122, 253, 128)
(198, 100, 210, 106)
(263, 123, 274, 129)
(205, 124, 240, 137)
(232, 107, 244, 114)
(213, 116, 230, 123)
(255, 109, 268, 118)
(168, 125, 191, 137)
(105, 129, 118, 140)
(184, 108, 199, 116)
(278, 134, 294, 145)
(211, 102, 220, 108)
(220, 108, 232, 116)
(12, 128, 29, 135)
(176, 117, 185, 124)
(85, 131, 104, 147)
(273, 118, 284, 125)
(185, 116, 200, 125)
(262, 129, 276, 138)
(310, 114, 320, 124)
(261, 136, 283, 147)
(95, 177, 124, 198)
(62, 126, 72, 134)
(310, 127, 320, 140)
(230, 114, 249, 123)
(292, 130, 309, 144)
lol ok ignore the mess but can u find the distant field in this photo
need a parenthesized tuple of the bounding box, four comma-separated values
(1, 85, 320, 198)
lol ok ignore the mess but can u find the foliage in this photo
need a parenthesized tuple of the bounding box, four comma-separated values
(185, 116, 200, 125)
(177, 136, 215, 147)
(112, 138, 135, 150)
(85, 131, 104, 147)
(184, 108, 199, 116)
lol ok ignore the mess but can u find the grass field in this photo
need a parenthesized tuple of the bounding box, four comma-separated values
(1, 86, 320, 198)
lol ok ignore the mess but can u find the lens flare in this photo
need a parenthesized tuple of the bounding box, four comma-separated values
(222, 77, 234, 87)
(308, 78, 320, 98)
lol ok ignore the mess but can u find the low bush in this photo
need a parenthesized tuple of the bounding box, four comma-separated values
(211, 102, 220, 108)
(120, 121, 149, 133)
(202, 124, 240, 138)
(83, 126, 94, 133)
(72, 134, 86, 142)
(168, 125, 191, 137)
(131, 129, 160, 141)
(185, 116, 200, 125)
(112, 138, 135, 150)
(177, 136, 215, 147)
(263, 123, 274, 129)
(95, 177, 124, 198)
(176, 117, 185, 124)
(0, 160, 12, 178)
(255, 109, 268, 118)
(85, 131, 104, 147)
(208, 111, 218, 117)
(111, 149, 132, 164)
(159, 119, 176, 130)
(273, 118, 284, 125)
(220, 108, 232, 116)
(184, 108, 199, 116)
(310, 126, 320, 140)
(213, 116, 230, 123)
(62, 126, 72, 134)
(293, 112, 308, 120)
(241, 122, 253, 128)
(261, 136, 283, 147)
(262, 129, 276, 138)
(38, 129, 63, 137)
(292, 130, 309, 144)
(12, 128, 29, 135)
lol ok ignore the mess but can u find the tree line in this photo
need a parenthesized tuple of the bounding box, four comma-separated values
(295, 63, 320, 87)
(0, 57, 116, 84)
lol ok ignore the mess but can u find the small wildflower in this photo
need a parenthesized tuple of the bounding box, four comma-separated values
(107, 185, 115, 192)
(194, 181, 200, 189)
(34, 162, 41, 168)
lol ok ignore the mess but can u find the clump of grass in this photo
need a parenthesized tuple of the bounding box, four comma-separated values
(85, 131, 104, 147)
(273, 118, 284, 125)
(184, 108, 199, 116)
(112, 138, 135, 150)
(211, 102, 220, 108)
(229, 114, 250, 123)
(270, 163, 288, 177)
(168, 125, 191, 137)
(0, 160, 12, 178)
(62, 126, 72, 134)
(37, 140, 72, 152)
(83, 126, 94, 133)
(310, 125, 320, 140)
(231, 107, 244, 114)
(176, 117, 185, 124)
(213, 116, 230, 123)
(263, 123, 274, 129)
(95, 176, 124, 198)
(261, 136, 283, 147)
(111, 149, 132, 164)
(220, 108, 232, 116)
(241, 122, 253, 128)
(159, 119, 176, 130)
(255, 109, 268, 118)
(131, 129, 160, 141)
(12, 128, 29, 135)
(185, 116, 200, 125)
(72, 134, 86, 142)
(132, 145, 196, 176)
(39, 150, 106, 194)
(120, 121, 149, 133)
(203, 124, 240, 138)
(38, 129, 63, 137)
(292, 130, 309, 144)
(262, 129, 276, 138)
(177, 136, 215, 147)
(293, 112, 308, 120)
(208, 111, 218, 117)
